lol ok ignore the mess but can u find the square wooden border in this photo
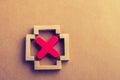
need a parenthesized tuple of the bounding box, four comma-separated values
(25, 25, 69, 70)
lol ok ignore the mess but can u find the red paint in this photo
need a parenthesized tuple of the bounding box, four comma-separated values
(35, 36, 60, 59)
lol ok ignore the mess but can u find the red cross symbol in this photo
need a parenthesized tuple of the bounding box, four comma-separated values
(35, 36, 60, 60)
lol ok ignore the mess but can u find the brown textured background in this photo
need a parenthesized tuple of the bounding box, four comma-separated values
(0, 0, 120, 80)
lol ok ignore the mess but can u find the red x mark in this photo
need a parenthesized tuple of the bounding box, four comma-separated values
(35, 36, 60, 60)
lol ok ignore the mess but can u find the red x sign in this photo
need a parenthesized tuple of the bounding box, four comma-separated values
(35, 36, 60, 60)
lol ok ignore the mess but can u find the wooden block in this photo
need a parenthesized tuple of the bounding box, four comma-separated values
(34, 60, 62, 70)
(60, 34, 70, 61)
(34, 25, 60, 34)
(25, 25, 69, 70)
(26, 34, 35, 61)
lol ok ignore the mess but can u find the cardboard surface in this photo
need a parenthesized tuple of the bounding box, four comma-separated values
(0, 0, 120, 80)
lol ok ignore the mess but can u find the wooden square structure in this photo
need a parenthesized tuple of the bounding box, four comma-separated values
(26, 25, 69, 70)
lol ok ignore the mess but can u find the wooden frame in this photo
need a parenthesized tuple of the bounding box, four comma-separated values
(25, 25, 69, 70)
